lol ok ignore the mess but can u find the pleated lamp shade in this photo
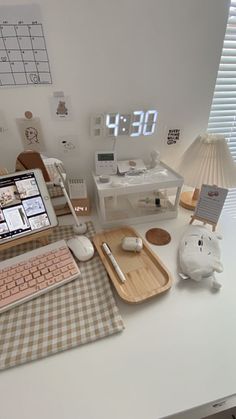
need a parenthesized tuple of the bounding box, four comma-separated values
(176, 134, 236, 210)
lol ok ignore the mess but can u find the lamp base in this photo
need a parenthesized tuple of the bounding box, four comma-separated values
(179, 191, 198, 211)
(73, 223, 87, 235)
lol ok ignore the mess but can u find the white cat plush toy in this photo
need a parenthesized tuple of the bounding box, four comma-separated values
(178, 225, 223, 289)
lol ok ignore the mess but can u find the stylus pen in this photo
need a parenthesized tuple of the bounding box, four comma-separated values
(101, 242, 126, 283)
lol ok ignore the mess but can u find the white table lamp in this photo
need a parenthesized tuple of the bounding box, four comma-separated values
(176, 133, 236, 210)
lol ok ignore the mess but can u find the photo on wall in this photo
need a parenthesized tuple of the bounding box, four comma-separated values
(50, 95, 72, 120)
(16, 117, 46, 152)
(166, 128, 181, 145)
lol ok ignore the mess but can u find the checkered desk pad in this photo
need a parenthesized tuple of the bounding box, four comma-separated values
(0, 222, 124, 370)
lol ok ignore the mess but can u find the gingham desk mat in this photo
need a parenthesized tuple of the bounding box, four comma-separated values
(0, 222, 124, 370)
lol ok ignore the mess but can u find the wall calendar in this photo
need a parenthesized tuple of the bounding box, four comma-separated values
(0, 4, 52, 87)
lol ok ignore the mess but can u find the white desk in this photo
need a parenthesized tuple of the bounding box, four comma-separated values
(0, 208, 236, 419)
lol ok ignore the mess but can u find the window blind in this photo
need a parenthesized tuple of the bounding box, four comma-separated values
(207, 0, 236, 218)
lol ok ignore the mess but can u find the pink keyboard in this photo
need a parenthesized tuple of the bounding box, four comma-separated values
(0, 240, 81, 313)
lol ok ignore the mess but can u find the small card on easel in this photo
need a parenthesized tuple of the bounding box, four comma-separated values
(190, 184, 228, 230)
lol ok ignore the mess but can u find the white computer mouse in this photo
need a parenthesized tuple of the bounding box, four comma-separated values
(67, 236, 94, 262)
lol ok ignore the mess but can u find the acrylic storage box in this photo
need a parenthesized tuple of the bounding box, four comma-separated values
(93, 161, 184, 227)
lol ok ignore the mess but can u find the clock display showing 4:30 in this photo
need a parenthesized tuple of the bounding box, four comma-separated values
(106, 110, 158, 137)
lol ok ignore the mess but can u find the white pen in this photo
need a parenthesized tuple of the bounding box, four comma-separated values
(102, 242, 126, 283)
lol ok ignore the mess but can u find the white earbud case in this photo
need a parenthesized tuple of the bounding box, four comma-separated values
(121, 237, 143, 252)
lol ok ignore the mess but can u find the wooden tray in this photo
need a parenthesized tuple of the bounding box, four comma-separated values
(93, 226, 172, 303)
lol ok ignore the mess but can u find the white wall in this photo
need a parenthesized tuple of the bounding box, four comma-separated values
(0, 0, 230, 191)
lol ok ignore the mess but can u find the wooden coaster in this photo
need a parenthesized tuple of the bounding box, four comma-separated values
(145, 228, 171, 245)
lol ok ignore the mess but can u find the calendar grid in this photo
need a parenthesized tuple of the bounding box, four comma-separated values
(0, 23, 52, 86)
(14, 24, 27, 85)
(0, 25, 16, 85)
(28, 24, 40, 84)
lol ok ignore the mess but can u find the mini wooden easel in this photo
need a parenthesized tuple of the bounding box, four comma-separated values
(189, 215, 216, 231)
(188, 184, 228, 232)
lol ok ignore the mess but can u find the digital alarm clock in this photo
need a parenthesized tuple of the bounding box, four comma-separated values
(95, 151, 117, 175)
(91, 109, 158, 138)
